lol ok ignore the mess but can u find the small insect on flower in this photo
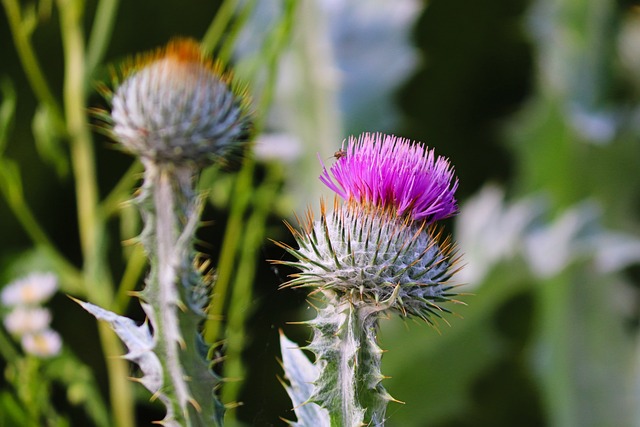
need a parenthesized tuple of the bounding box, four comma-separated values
(324, 148, 347, 161)
(333, 148, 347, 160)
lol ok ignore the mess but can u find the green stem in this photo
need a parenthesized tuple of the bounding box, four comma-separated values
(57, 0, 134, 425)
(533, 272, 576, 427)
(203, 0, 297, 344)
(85, 0, 120, 79)
(113, 244, 146, 313)
(0, 159, 84, 294)
(1, 0, 65, 131)
(203, 156, 254, 344)
(221, 163, 281, 412)
(95, 322, 135, 427)
(217, 0, 257, 66)
(100, 159, 144, 218)
(200, 0, 239, 55)
(58, 0, 100, 277)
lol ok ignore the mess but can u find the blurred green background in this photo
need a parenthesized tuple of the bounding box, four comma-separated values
(1, 0, 640, 426)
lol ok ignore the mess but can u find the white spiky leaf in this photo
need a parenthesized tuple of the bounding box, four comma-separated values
(279, 332, 330, 427)
(76, 300, 163, 393)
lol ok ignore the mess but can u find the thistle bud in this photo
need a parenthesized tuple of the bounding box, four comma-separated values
(109, 38, 251, 165)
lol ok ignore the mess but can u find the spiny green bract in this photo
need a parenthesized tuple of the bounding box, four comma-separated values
(275, 199, 461, 323)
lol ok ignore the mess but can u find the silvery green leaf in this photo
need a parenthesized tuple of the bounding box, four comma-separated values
(75, 300, 162, 393)
(279, 332, 330, 427)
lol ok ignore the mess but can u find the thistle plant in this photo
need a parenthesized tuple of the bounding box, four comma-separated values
(276, 132, 463, 426)
(78, 38, 251, 427)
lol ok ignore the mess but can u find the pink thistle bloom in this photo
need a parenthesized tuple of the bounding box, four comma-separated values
(320, 133, 458, 223)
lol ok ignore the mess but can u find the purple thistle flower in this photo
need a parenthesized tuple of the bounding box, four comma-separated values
(275, 133, 465, 427)
(320, 133, 458, 222)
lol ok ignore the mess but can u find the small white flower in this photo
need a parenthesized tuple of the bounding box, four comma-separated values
(3, 307, 52, 336)
(1, 273, 58, 307)
(21, 329, 62, 358)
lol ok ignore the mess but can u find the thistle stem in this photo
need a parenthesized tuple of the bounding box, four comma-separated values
(150, 164, 191, 424)
(140, 161, 224, 426)
(310, 295, 390, 427)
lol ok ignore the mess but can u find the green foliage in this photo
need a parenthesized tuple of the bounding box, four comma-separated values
(0, 77, 16, 155)
(31, 104, 68, 178)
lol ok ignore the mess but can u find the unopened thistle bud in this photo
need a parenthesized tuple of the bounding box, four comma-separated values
(108, 38, 251, 165)
(81, 38, 250, 427)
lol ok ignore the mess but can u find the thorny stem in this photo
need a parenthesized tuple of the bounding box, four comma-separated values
(152, 165, 192, 424)
(309, 297, 390, 427)
(140, 161, 224, 426)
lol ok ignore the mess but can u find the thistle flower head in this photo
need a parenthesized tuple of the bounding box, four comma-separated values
(320, 133, 458, 222)
(277, 133, 462, 322)
(108, 38, 252, 165)
(1, 273, 58, 307)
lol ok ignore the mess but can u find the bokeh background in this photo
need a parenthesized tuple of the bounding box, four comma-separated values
(1, 0, 640, 426)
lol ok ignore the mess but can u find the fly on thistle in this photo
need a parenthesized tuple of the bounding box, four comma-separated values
(333, 148, 347, 160)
